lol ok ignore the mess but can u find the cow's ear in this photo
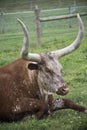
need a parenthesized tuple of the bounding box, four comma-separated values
(28, 63, 39, 70)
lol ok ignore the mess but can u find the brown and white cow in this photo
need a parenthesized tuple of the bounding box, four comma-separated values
(0, 14, 86, 122)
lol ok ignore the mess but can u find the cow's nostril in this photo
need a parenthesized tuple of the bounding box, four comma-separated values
(62, 88, 66, 92)
(62, 87, 69, 92)
(56, 86, 69, 95)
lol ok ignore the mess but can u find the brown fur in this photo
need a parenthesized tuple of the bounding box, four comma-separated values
(0, 58, 43, 121)
(0, 58, 86, 122)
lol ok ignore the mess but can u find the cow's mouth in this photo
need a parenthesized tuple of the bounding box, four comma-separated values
(56, 86, 69, 95)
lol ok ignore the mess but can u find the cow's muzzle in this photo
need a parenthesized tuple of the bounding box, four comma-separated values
(56, 86, 69, 95)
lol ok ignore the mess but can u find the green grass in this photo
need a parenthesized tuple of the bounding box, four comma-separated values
(0, 111, 87, 130)
(0, 5, 87, 130)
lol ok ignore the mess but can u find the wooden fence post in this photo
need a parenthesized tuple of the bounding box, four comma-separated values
(34, 5, 41, 46)
(1, 11, 5, 33)
(68, 6, 72, 28)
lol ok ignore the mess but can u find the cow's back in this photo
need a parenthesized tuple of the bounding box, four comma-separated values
(0, 59, 40, 121)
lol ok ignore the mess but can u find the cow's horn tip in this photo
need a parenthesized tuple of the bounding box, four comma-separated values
(17, 18, 21, 22)
(17, 18, 23, 24)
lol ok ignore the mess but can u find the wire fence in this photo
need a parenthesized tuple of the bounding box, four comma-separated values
(0, 4, 87, 46)
(0, 0, 87, 12)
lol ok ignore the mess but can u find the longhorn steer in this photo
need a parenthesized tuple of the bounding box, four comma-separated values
(0, 14, 87, 122)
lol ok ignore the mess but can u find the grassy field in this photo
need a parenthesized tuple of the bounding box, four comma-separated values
(0, 4, 87, 130)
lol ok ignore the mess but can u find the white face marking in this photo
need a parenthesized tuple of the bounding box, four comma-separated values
(37, 53, 66, 95)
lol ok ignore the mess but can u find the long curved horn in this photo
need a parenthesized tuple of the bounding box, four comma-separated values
(17, 18, 41, 63)
(52, 14, 84, 58)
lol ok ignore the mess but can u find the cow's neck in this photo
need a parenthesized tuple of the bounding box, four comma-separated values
(38, 85, 50, 104)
